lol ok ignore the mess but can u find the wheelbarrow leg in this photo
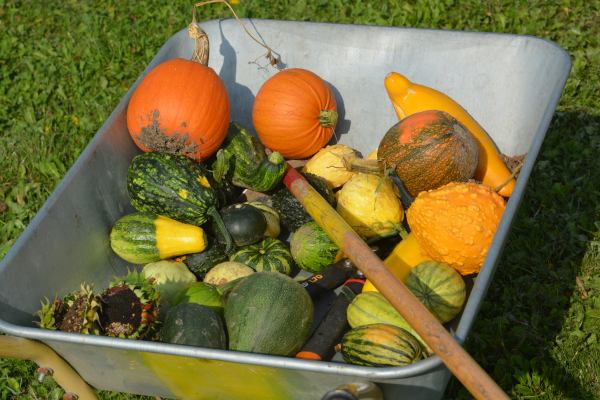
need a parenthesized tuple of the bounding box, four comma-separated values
(0, 335, 99, 400)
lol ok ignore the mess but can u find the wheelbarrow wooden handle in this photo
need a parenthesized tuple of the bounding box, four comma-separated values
(283, 165, 509, 400)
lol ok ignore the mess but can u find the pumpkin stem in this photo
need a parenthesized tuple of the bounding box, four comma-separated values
(318, 110, 338, 127)
(191, 0, 281, 69)
(207, 206, 234, 253)
(494, 155, 525, 194)
(188, 22, 209, 65)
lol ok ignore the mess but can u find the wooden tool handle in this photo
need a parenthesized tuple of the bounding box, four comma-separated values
(283, 165, 509, 400)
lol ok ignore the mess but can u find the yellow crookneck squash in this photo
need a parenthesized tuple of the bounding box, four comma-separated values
(384, 72, 515, 197)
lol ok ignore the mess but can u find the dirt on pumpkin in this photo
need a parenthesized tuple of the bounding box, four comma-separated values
(135, 109, 200, 158)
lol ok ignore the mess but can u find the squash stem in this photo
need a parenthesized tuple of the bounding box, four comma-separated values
(388, 170, 414, 209)
(318, 110, 338, 127)
(207, 207, 233, 253)
(494, 156, 525, 194)
(188, 23, 209, 65)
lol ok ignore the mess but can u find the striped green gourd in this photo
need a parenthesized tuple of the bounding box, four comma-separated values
(341, 323, 422, 367)
(210, 121, 286, 192)
(347, 291, 431, 354)
(229, 237, 294, 275)
(404, 260, 466, 324)
(290, 221, 343, 273)
(126, 151, 234, 251)
(109, 212, 208, 264)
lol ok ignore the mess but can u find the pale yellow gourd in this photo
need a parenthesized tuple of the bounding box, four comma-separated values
(301, 144, 359, 188)
(336, 173, 404, 239)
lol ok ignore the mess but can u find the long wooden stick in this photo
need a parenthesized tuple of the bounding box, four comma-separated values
(283, 165, 510, 400)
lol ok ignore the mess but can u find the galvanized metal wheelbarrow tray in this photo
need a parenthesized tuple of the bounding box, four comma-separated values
(0, 18, 570, 400)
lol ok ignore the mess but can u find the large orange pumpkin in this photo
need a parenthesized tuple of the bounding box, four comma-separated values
(127, 57, 230, 162)
(252, 68, 337, 159)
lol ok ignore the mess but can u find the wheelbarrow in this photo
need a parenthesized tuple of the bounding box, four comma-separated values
(0, 18, 570, 400)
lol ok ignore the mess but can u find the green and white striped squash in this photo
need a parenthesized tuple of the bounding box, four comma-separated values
(404, 260, 466, 324)
(229, 237, 294, 275)
(341, 323, 422, 367)
(347, 291, 430, 354)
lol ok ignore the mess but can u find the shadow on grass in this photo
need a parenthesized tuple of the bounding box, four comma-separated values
(443, 110, 600, 399)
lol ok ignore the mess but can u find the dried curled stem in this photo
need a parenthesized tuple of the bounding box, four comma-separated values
(191, 0, 281, 69)
(494, 154, 526, 193)
(188, 23, 209, 65)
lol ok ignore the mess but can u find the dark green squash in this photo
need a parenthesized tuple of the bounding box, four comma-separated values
(225, 272, 314, 356)
(180, 236, 228, 280)
(302, 172, 336, 208)
(229, 237, 294, 275)
(213, 203, 267, 247)
(126, 152, 233, 251)
(161, 303, 226, 349)
(270, 172, 337, 232)
(210, 121, 287, 192)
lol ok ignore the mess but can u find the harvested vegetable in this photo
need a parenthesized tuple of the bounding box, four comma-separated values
(252, 68, 338, 159)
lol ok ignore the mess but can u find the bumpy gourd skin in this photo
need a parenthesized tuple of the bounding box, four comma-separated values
(406, 182, 506, 275)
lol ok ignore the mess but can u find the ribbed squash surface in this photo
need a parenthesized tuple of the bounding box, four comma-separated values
(378, 110, 479, 198)
(341, 323, 422, 367)
(406, 182, 506, 275)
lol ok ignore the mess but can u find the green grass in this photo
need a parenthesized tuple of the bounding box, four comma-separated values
(1, 0, 599, 399)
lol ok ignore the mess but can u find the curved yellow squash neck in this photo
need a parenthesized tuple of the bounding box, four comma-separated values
(384, 72, 515, 197)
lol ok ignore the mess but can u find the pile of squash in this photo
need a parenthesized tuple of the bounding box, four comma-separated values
(34, 30, 520, 368)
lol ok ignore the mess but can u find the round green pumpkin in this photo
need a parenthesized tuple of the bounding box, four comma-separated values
(229, 237, 294, 275)
(404, 260, 466, 324)
(161, 303, 226, 349)
(225, 272, 314, 356)
(290, 221, 342, 273)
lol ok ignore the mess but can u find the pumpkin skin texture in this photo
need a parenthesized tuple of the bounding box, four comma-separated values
(127, 58, 230, 162)
(378, 110, 479, 198)
(406, 182, 506, 275)
(252, 68, 338, 159)
(384, 72, 516, 197)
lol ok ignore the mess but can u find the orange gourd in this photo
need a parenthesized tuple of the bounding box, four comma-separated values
(406, 181, 506, 275)
(252, 68, 338, 159)
(384, 72, 515, 197)
(127, 28, 230, 162)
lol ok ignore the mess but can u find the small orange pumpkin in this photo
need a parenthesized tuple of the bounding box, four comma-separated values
(406, 182, 506, 275)
(252, 68, 338, 159)
(127, 30, 229, 162)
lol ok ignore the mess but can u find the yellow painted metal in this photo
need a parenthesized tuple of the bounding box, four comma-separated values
(139, 351, 294, 400)
(0, 335, 99, 400)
